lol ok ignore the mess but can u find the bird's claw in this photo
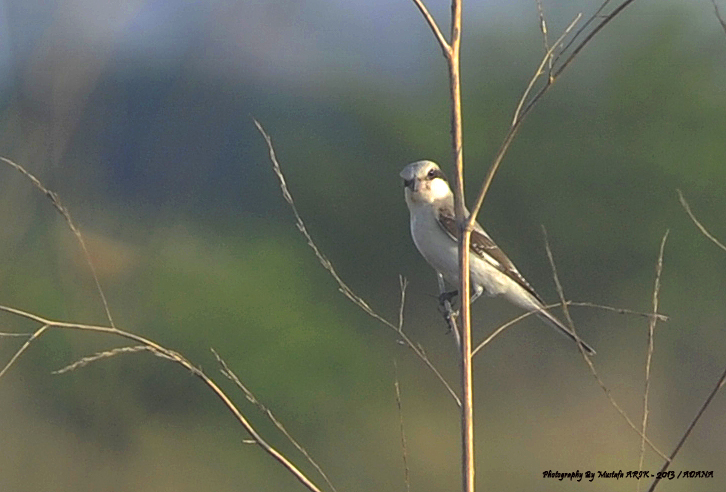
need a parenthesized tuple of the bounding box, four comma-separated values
(438, 290, 459, 305)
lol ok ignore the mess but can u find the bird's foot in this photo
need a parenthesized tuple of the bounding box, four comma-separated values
(438, 290, 460, 334)
(438, 290, 458, 305)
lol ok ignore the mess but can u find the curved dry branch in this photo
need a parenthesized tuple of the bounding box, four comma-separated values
(1, 157, 116, 329)
(0, 305, 326, 492)
(466, 0, 640, 227)
(713, 0, 726, 35)
(254, 119, 461, 408)
(647, 365, 726, 491)
(511, 14, 582, 128)
(541, 230, 669, 461)
(678, 190, 726, 253)
(212, 349, 337, 492)
(411, 0, 450, 56)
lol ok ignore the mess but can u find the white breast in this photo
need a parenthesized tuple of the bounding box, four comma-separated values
(409, 205, 511, 298)
(410, 208, 460, 285)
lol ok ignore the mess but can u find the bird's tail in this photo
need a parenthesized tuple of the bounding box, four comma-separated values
(535, 307, 597, 356)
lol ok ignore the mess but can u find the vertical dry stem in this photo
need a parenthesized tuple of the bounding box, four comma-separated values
(447, 4, 475, 492)
(411, 2, 641, 491)
(638, 230, 668, 489)
(410, 1, 473, 489)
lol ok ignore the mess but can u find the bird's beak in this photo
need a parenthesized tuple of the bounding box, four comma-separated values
(403, 178, 416, 191)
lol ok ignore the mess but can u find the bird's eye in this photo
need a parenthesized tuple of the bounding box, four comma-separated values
(427, 169, 437, 179)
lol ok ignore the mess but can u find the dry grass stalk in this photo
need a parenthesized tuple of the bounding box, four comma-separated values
(541, 229, 669, 461)
(212, 349, 338, 492)
(645, 191, 726, 490)
(52, 345, 156, 374)
(638, 230, 668, 490)
(1, 157, 115, 329)
(0, 159, 327, 492)
(0, 305, 327, 492)
(254, 119, 461, 408)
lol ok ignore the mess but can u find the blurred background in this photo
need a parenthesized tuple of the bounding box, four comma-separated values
(1, 0, 725, 490)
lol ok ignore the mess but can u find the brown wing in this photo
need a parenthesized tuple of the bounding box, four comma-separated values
(436, 207, 544, 303)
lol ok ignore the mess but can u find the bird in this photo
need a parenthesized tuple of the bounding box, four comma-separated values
(400, 160, 596, 355)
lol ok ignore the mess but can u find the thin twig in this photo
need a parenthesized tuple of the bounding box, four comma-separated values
(1, 157, 116, 329)
(646, 190, 726, 490)
(0, 324, 50, 379)
(511, 14, 582, 128)
(398, 276, 408, 332)
(468, 0, 639, 229)
(472, 301, 667, 357)
(393, 361, 411, 492)
(472, 311, 532, 357)
(647, 365, 726, 492)
(0, 305, 325, 492)
(678, 190, 726, 253)
(410, 0, 450, 56)
(541, 226, 587, 353)
(539, 231, 669, 461)
(254, 119, 461, 408)
(638, 231, 668, 490)
(555, 0, 613, 67)
(569, 359, 669, 460)
(567, 334, 669, 461)
(567, 301, 668, 321)
(212, 349, 337, 492)
(711, 0, 726, 35)
(471, 14, 581, 229)
(551, 0, 637, 81)
(534, 0, 553, 79)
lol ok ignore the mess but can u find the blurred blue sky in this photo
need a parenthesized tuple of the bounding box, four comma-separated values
(1, 0, 711, 92)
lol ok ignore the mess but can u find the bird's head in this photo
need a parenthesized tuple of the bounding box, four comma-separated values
(400, 160, 452, 207)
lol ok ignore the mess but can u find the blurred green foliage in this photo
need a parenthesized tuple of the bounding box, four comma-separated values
(1, 5, 726, 492)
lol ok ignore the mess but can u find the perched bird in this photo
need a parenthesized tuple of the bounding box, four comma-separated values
(400, 160, 595, 355)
